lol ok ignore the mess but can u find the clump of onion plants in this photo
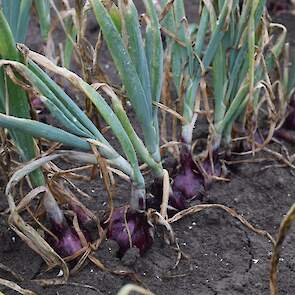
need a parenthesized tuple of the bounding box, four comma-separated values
(0, 0, 288, 261)
(88, 0, 289, 248)
(0, 0, 164, 258)
(2, 0, 169, 258)
(155, 0, 288, 209)
(89, 0, 224, 216)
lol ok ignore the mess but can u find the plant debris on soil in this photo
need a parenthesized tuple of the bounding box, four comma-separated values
(1, 1, 295, 295)
(1, 158, 295, 295)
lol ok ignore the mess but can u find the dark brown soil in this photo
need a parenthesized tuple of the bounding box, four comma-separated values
(1, 1, 295, 295)
(1, 158, 295, 295)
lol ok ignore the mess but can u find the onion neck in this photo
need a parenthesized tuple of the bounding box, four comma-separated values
(130, 186, 146, 211)
(43, 191, 64, 226)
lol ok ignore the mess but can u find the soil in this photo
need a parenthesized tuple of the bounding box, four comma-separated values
(1, 1, 295, 295)
(1, 155, 295, 295)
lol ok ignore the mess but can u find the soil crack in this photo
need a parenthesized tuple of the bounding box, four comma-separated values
(232, 222, 254, 273)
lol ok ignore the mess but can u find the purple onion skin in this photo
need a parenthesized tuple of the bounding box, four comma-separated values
(147, 145, 222, 212)
(31, 97, 44, 110)
(168, 190, 187, 211)
(284, 106, 295, 130)
(54, 229, 82, 257)
(254, 130, 264, 145)
(147, 180, 188, 212)
(172, 146, 203, 197)
(46, 220, 83, 257)
(231, 128, 264, 155)
(107, 207, 153, 257)
(172, 168, 203, 200)
(169, 146, 221, 210)
(275, 128, 295, 144)
(274, 106, 295, 143)
(267, 1, 290, 14)
(69, 203, 92, 226)
(202, 157, 222, 177)
(170, 162, 220, 211)
(45, 203, 98, 257)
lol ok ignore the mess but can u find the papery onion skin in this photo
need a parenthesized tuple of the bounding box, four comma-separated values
(169, 146, 221, 210)
(54, 228, 82, 257)
(107, 207, 153, 257)
(31, 97, 44, 110)
(148, 147, 222, 212)
(168, 190, 187, 211)
(46, 219, 83, 257)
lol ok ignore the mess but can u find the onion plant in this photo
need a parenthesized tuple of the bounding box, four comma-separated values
(1, 0, 50, 42)
(92, 0, 288, 211)
(0, 0, 50, 180)
(157, 0, 232, 203)
(0, 5, 48, 186)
